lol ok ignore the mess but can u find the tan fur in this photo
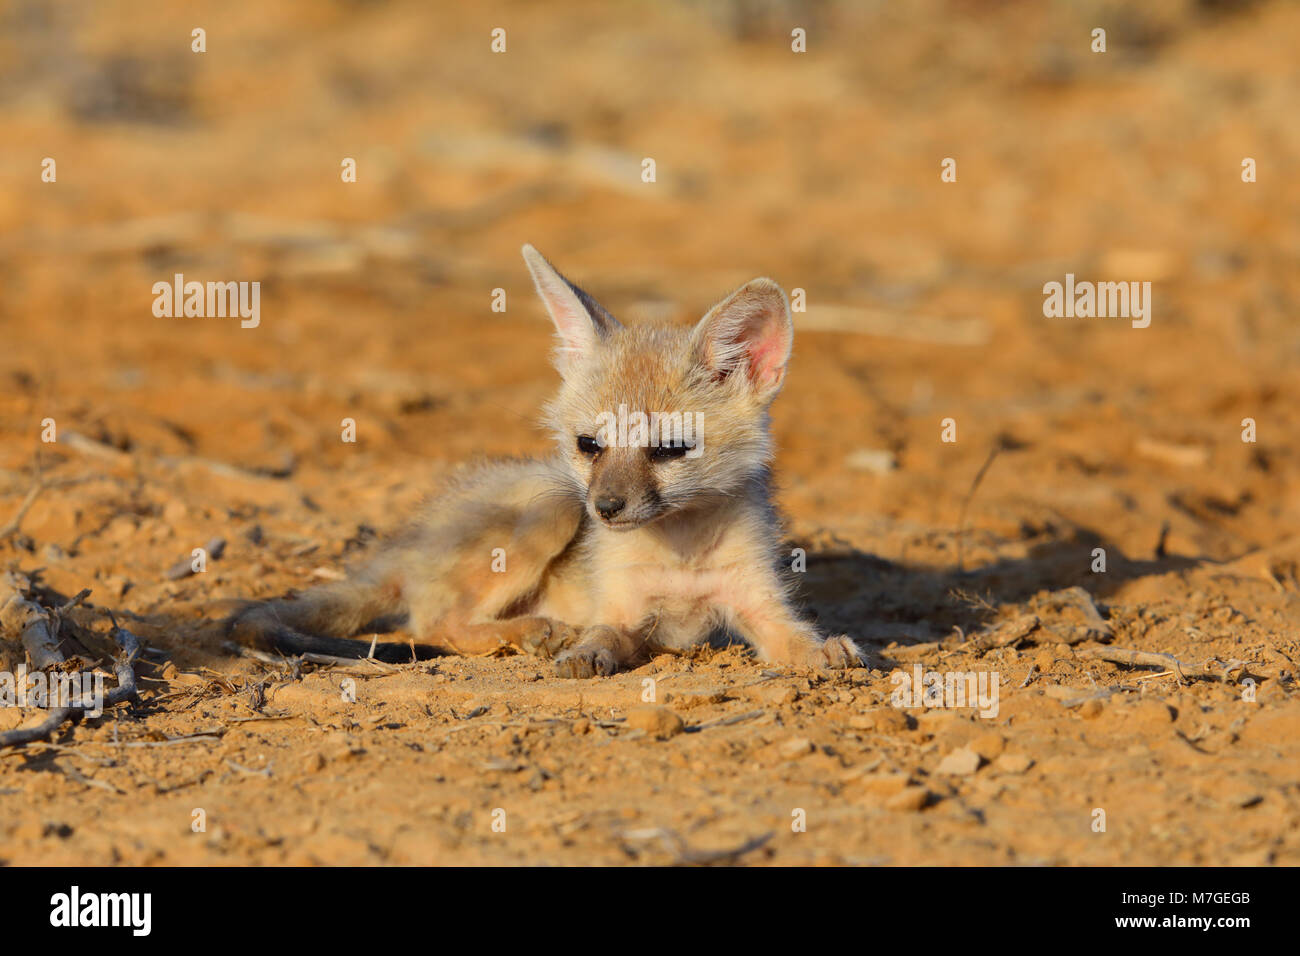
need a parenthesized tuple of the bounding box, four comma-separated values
(226, 245, 862, 676)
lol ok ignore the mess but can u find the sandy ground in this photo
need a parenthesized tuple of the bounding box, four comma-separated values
(1, 0, 1298, 865)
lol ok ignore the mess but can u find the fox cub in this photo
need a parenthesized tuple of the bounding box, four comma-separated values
(227, 245, 862, 677)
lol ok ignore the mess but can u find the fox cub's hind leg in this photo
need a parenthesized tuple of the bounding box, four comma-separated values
(403, 463, 586, 657)
(227, 461, 585, 662)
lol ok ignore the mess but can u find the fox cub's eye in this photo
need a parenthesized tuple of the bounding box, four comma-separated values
(650, 443, 690, 462)
(577, 435, 601, 456)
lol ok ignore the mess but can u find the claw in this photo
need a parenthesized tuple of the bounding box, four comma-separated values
(554, 646, 618, 678)
(821, 636, 863, 669)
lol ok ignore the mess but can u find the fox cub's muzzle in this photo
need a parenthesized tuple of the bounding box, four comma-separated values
(587, 449, 661, 529)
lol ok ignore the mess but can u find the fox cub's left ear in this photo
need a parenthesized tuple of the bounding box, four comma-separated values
(522, 244, 622, 376)
(691, 278, 793, 402)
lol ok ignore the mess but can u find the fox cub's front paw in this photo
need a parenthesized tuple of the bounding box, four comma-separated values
(554, 646, 619, 678)
(819, 635, 864, 669)
(776, 635, 864, 670)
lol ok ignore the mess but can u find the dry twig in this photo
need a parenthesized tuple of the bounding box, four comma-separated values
(1075, 646, 1265, 684)
(0, 588, 142, 748)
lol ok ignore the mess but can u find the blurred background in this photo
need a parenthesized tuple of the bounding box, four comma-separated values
(0, 0, 1297, 632)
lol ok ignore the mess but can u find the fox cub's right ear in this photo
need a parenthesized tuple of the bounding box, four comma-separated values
(522, 244, 622, 374)
(691, 277, 793, 403)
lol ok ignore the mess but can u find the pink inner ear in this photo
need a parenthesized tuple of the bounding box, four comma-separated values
(535, 275, 593, 356)
(748, 327, 786, 387)
(698, 283, 791, 389)
(553, 305, 589, 349)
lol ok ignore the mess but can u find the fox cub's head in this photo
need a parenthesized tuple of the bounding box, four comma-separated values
(523, 244, 793, 531)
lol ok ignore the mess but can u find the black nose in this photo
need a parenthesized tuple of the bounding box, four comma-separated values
(595, 495, 626, 519)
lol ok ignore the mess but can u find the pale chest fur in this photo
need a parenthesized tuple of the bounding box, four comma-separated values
(572, 509, 780, 647)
